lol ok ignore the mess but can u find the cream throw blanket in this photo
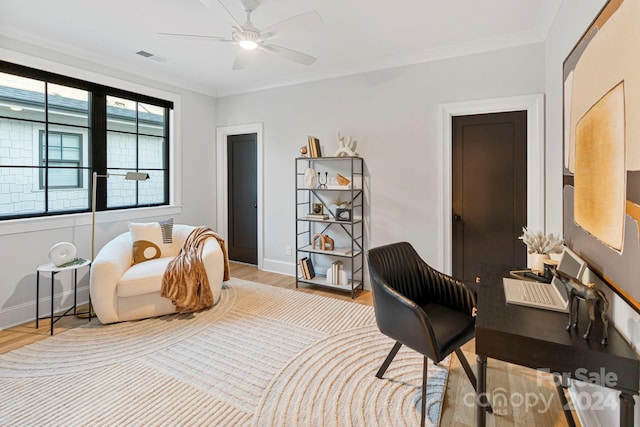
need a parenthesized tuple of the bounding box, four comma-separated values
(161, 226, 230, 313)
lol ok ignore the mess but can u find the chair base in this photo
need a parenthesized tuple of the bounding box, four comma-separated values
(376, 341, 493, 421)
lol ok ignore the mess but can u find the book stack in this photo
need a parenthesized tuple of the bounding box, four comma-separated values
(326, 260, 349, 285)
(299, 257, 315, 279)
(307, 136, 322, 157)
(331, 260, 343, 284)
(306, 213, 329, 220)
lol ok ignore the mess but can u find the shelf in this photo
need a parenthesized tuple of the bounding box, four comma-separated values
(296, 156, 362, 161)
(298, 245, 361, 257)
(296, 187, 363, 192)
(297, 275, 363, 291)
(297, 217, 363, 225)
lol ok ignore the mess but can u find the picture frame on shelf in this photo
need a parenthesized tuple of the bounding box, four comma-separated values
(312, 203, 323, 215)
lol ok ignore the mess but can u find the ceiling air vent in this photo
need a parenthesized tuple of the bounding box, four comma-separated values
(135, 50, 167, 62)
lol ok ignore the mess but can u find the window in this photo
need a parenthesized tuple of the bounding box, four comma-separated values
(0, 61, 173, 220)
(39, 131, 83, 189)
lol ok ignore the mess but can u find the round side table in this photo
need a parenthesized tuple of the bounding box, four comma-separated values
(36, 258, 92, 335)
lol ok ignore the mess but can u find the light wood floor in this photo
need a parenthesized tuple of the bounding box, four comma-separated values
(0, 262, 579, 426)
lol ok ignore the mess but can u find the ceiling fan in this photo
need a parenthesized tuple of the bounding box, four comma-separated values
(159, 0, 322, 70)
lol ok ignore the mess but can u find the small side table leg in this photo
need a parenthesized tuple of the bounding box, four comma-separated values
(50, 272, 55, 336)
(477, 355, 488, 427)
(73, 268, 78, 315)
(36, 271, 40, 329)
(620, 392, 635, 427)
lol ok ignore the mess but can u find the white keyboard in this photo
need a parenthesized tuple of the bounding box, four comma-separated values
(521, 281, 553, 305)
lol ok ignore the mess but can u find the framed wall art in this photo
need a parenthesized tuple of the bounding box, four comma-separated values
(563, 0, 640, 312)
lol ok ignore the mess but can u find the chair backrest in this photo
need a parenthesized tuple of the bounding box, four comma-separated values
(367, 241, 427, 304)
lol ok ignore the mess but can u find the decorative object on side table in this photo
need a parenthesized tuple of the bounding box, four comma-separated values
(550, 266, 609, 345)
(518, 227, 564, 275)
(334, 132, 358, 157)
(48, 241, 78, 267)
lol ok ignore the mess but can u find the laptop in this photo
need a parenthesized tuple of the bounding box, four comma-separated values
(503, 247, 587, 312)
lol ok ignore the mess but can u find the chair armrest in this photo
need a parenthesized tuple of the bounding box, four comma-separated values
(419, 261, 477, 316)
(371, 270, 439, 359)
(90, 232, 132, 324)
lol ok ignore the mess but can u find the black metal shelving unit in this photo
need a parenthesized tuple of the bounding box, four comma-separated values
(295, 156, 364, 298)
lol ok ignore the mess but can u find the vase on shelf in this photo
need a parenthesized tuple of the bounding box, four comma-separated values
(531, 253, 550, 276)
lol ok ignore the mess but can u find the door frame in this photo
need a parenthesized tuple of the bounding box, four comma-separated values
(216, 123, 264, 269)
(438, 94, 545, 275)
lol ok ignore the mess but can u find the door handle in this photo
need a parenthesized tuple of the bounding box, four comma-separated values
(253, 204, 257, 208)
(453, 214, 462, 222)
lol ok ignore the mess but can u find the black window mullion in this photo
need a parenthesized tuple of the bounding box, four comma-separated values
(44, 83, 49, 213)
(164, 108, 169, 204)
(92, 92, 107, 211)
(135, 102, 140, 206)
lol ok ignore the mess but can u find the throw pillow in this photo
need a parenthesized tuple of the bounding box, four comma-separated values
(129, 218, 174, 264)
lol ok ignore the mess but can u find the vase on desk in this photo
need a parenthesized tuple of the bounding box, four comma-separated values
(531, 253, 550, 276)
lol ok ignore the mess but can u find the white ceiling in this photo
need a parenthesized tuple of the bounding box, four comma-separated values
(0, 0, 562, 97)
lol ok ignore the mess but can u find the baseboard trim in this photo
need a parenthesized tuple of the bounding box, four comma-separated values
(0, 286, 90, 331)
(262, 258, 296, 277)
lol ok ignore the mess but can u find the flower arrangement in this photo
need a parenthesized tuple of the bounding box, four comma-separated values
(518, 227, 564, 255)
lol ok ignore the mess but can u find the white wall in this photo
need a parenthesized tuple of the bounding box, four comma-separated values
(0, 42, 218, 329)
(545, 0, 640, 425)
(216, 43, 545, 276)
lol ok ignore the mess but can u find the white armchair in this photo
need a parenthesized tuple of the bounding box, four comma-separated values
(90, 224, 225, 324)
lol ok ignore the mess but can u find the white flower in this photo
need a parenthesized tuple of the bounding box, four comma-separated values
(518, 227, 564, 254)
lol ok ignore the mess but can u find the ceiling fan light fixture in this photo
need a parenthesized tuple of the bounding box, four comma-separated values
(239, 39, 258, 50)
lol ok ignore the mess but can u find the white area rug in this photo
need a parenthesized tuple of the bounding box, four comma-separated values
(0, 278, 449, 426)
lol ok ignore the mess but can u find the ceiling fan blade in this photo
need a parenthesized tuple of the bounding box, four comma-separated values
(232, 50, 253, 70)
(261, 10, 323, 39)
(259, 44, 316, 66)
(158, 32, 232, 42)
(199, 0, 243, 29)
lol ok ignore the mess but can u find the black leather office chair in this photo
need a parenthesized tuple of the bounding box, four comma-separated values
(367, 241, 490, 426)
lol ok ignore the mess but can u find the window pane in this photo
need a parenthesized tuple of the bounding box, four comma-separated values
(47, 83, 89, 127)
(106, 168, 138, 208)
(46, 125, 87, 165)
(1, 118, 38, 167)
(106, 96, 136, 133)
(107, 131, 137, 169)
(48, 164, 81, 187)
(47, 167, 90, 213)
(138, 170, 165, 205)
(0, 166, 45, 217)
(0, 72, 45, 122)
(138, 102, 165, 137)
(138, 136, 165, 169)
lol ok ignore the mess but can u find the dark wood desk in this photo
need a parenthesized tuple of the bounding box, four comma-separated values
(475, 281, 639, 426)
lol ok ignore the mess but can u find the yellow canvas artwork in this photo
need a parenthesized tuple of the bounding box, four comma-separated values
(574, 83, 626, 250)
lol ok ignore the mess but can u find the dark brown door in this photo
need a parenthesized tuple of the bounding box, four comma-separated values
(228, 133, 257, 264)
(452, 111, 527, 283)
